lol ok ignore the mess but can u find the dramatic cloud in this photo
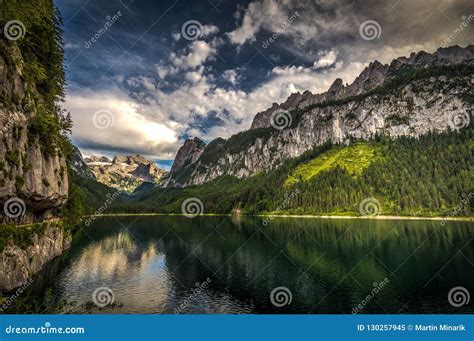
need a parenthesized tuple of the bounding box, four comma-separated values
(57, 0, 474, 161)
(65, 90, 179, 160)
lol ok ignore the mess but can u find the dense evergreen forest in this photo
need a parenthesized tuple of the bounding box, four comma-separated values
(108, 125, 473, 217)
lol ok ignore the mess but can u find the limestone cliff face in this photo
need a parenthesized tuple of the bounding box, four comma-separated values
(251, 46, 472, 129)
(0, 44, 68, 223)
(161, 137, 206, 187)
(0, 222, 71, 292)
(167, 46, 473, 187)
(170, 137, 206, 173)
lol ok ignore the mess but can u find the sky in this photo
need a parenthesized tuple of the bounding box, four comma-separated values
(55, 0, 474, 169)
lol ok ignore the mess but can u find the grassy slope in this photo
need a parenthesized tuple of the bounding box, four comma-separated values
(285, 143, 381, 187)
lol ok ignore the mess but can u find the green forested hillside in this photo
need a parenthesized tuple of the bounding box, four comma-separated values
(110, 125, 473, 217)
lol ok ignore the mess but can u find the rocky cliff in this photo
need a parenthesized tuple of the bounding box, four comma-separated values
(85, 154, 165, 192)
(166, 45, 473, 187)
(69, 146, 96, 180)
(161, 137, 206, 187)
(0, 0, 76, 292)
(0, 43, 68, 224)
(0, 222, 71, 292)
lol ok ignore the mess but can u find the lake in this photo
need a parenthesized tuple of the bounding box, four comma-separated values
(17, 216, 474, 314)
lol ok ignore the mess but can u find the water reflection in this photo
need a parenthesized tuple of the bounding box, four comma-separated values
(15, 216, 474, 314)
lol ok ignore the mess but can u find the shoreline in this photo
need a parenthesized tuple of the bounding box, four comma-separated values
(81, 213, 474, 222)
(258, 214, 473, 222)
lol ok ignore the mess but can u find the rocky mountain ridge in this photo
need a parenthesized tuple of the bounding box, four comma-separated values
(165, 45, 473, 187)
(251, 45, 473, 129)
(84, 155, 111, 164)
(85, 154, 166, 193)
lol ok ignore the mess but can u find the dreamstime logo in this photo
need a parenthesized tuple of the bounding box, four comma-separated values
(262, 11, 300, 49)
(174, 278, 212, 314)
(85, 11, 123, 49)
(1, 116, 20, 137)
(352, 278, 390, 314)
(359, 197, 381, 216)
(83, 192, 120, 226)
(441, 15, 474, 48)
(92, 109, 115, 129)
(0, 278, 33, 312)
(262, 189, 299, 227)
(448, 112, 470, 131)
(181, 20, 202, 41)
(92, 287, 115, 308)
(3, 20, 26, 41)
(270, 109, 292, 130)
(359, 20, 382, 41)
(270, 286, 293, 307)
(181, 197, 204, 218)
(3, 197, 26, 219)
(448, 286, 470, 307)
(440, 192, 473, 226)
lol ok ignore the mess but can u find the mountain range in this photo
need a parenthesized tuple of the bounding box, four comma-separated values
(83, 154, 165, 193)
(161, 45, 473, 188)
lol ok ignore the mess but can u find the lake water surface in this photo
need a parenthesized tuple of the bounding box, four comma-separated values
(21, 216, 474, 313)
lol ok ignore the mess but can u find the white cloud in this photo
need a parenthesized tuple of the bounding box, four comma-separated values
(65, 90, 179, 159)
(171, 32, 181, 41)
(156, 40, 217, 79)
(185, 68, 204, 83)
(179, 41, 214, 68)
(222, 69, 239, 85)
(313, 50, 338, 69)
(227, 0, 286, 45)
(64, 42, 80, 50)
(127, 76, 156, 90)
(82, 60, 365, 144)
(201, 24, 219, 37)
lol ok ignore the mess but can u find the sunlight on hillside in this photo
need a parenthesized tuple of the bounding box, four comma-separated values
(285, 143, 382, 186)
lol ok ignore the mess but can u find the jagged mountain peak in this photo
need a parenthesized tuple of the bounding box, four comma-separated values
(69, 146, 96, 180)
(327, 78, 345, 97)
(159, 137, 207, 187)
(170, 137, 206, 172)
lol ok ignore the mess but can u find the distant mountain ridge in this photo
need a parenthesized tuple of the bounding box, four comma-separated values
(164, 45, 473, 187)
(84, 155, 112, 164)
(85, 154, 166, 193)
